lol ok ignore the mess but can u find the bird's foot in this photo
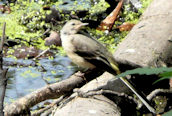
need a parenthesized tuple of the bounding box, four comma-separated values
(74, 71, 88, 82)
(74, 71, 85, 77)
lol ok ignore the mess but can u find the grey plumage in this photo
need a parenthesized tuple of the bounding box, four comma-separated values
(60, 20, 119, 74)
(60, 19, 155, 113)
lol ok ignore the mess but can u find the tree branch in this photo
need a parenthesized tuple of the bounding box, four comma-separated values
(0, 22, 8, 116)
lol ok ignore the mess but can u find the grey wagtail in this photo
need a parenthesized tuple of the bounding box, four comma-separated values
(60, 19, 155, 113)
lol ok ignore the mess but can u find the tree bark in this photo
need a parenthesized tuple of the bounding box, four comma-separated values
(0, 22, 8, 116)
(114, 0, 172, 68)
(53, 72, 133, 116)
(54, 95, 121, 116)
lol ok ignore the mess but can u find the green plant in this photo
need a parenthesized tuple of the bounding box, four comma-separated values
(0, 1, 45, 46)
(116, 67, 172, 83)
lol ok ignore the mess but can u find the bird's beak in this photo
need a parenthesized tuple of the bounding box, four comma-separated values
(81, 23, 89, 26)
(76, 23, 89, 29)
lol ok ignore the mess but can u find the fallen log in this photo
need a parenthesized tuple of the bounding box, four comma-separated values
(53, 72, 137, 116)
(114, 0, 172, 67)
(53, 73, 121, 116)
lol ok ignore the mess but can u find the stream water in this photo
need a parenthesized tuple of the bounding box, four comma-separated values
(4, 56, 77, 103)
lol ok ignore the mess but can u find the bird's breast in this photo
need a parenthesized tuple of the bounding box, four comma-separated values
(67, 51, 95, 69)
(61, 35, 95, 69)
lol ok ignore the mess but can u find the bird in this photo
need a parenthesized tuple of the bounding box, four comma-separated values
(60, 19, 155, 113)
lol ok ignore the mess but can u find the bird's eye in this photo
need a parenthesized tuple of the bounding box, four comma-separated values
(71, 23, 76, 26)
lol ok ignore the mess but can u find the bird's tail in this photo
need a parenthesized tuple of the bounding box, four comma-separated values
(109, 59, 155, 113)
(110, 62, 121, 74)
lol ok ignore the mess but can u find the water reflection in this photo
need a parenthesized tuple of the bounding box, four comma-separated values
(4, 56, 77, 103)
(57, 0, 90, 10)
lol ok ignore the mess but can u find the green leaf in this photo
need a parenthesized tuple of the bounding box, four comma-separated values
(153, 71, 172, 84)
(116, 67, 172, 78)
(162, 110, 172, 116)
(160, 71, 172, 77)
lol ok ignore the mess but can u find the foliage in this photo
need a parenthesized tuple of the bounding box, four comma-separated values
(116, 67, 172, 83)
(0, 1, 51, 50)
(122, 0, 153, 24)
(89, 0, 110, 15)
(55, 0, 90, 11)
(139, 0, 153, 13)
(85, 28, 124, 52)
(158, 71, 172, 83)
(122, 5, 141, 24)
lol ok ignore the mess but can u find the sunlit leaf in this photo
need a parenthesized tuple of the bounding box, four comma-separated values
(116, 67, 172, 79)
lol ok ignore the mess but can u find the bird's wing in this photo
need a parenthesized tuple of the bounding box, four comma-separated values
(71, 34, 119, 74)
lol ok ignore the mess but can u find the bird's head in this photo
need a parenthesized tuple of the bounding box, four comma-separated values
(61, 19, 88, 35)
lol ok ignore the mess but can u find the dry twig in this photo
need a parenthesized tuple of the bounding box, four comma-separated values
(147, 89, 172, 101)
(0, 22, 8, 116)
(31, 95, 65, 116)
